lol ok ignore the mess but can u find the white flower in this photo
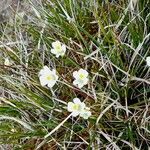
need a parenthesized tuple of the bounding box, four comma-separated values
(67, 98, 91, 119)
(73, 69, 89, 88)
(80, 109, 91, 120)
(146, 56, 150, 66)
(4, 58, 10, 66)
(51, 40, 66, 58)
(67, 98, 85, 117)
(39, 66, 58, 88)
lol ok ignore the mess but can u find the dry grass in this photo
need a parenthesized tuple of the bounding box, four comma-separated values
(0, 0, 150, 149)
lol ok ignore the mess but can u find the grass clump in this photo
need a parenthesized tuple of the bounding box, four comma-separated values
(0, 0, 150, 149)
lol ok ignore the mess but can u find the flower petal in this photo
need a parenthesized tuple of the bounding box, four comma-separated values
(52, 41, 61, 48)
(39, 66, 51, 76)
(71, 111, 80, 117)
(52, 69, 56, 74)
(51, 48, 57, 55)
(73, 98, 81, 104)
(77, 82, 84, 89)
(80, 110, 91, 119)
(80, 102, 86, 110)
(56, 54, 60, 58)
(73, 71, 79, 79)
(47, 80, 57, 88)
(73, 79, 78, 86)
(67, 102, 74, 112)
(79, 69, 88, 77)
(62, 44, 66, 52)
(39, 76, 48, 86)
(146, 56, 150, 66)
(83, 78, 89, 85)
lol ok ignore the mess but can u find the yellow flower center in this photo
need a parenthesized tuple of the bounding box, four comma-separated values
(73, 104, 80, 111)
(55, 45, 62, 52)
(46, 75, 54, 81)
(79, 74, 85, 79)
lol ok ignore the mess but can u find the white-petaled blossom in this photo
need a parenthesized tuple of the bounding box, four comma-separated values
(39, 66, 58, 88)
(67, 98, 91, 119)
(67, 98, 85, 117)
(80, 109, 91, 120)
(73, 69, 89, 88)
(146, 56, 150, 66)
(4, 58, 10, 66)
(51, 40, 66, 58)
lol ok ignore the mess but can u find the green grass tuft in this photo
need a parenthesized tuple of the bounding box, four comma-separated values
(0, 0, 150, 149)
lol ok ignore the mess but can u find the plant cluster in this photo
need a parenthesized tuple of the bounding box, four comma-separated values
(0, 0, 150, 149)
